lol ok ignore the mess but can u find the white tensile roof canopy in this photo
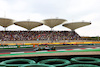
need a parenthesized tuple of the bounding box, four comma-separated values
(63, 22, 91, 30)
(0, 17, 91, 31)
(0, 18, 14, 28)
(43, 18, 66, 28)
(14, 21, 43, 30)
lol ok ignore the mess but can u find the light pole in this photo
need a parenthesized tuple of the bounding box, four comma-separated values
(97, 36, 99, 41)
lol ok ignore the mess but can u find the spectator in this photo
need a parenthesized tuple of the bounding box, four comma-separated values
(0, 31, 81, 41)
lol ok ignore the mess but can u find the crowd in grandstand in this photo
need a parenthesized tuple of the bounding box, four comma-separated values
(0, 31, 81, 41)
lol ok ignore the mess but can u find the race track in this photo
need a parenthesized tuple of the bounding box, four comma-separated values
(0, 45, 100, 53)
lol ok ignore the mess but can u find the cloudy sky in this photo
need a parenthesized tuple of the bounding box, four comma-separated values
(0, 0, 100, 37)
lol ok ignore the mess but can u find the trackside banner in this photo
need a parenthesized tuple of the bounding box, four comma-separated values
(0, 45, 33, 49)
(19, 45, 33, 48)
(0, 46, 18, 49)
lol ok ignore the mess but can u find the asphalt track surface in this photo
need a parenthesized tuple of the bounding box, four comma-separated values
(0, 45, 100, 53)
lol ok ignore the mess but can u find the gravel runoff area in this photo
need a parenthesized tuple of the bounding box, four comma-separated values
(0, 51, 100, 58)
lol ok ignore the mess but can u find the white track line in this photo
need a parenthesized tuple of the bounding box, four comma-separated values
(11, 52, 24, 54)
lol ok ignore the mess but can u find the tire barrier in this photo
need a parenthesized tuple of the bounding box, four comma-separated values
(38, 59, 70, 67)
(0, 59, 36, 67)
(65, 64, 99, 67)
(21, 64, 55, 67)
(70, 57, 100, 65)
(39, 57, 59, 62)
(0, 64, 5, 67)
(31, 57, 39, 63)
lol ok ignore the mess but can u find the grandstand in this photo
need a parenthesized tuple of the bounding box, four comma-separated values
(0, 18, 91, 43)
(0, 31, 80, 41)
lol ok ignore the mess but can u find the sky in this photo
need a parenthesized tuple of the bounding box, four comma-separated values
(0, 0, 100, 37)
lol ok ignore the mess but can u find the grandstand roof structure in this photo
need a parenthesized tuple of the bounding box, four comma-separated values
(43, 18, 66, 28)
(14, 21, 43, 30)
(0, 18, 14, 28)
(62, 22, 91, 30)
(0, 17, 92, 31)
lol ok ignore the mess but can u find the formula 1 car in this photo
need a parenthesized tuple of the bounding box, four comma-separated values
(33, 46, 56, 51)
